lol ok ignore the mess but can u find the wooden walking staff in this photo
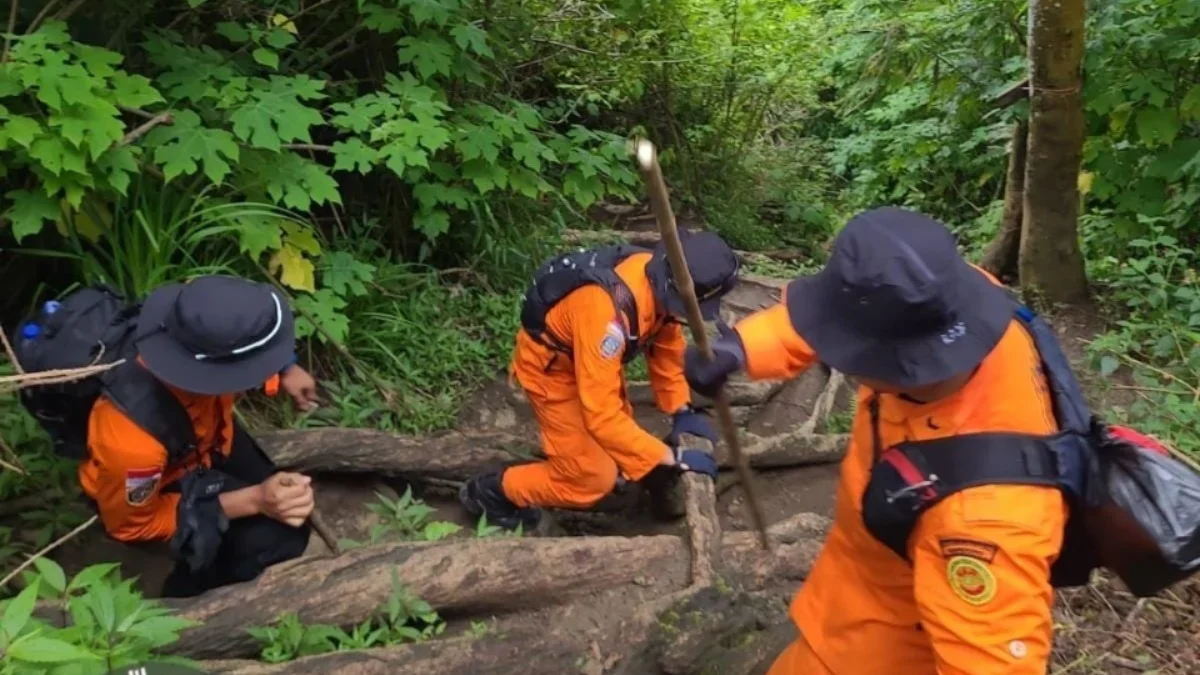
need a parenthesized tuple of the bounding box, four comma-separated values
(635, 139, 771, 553)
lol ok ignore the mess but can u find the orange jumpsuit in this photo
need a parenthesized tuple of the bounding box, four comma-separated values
(80, 374, 278, 542)
(736, 288, 1067, 674)
(503, 252, 691, 509)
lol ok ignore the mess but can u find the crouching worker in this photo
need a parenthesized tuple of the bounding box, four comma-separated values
(686, 208, 1069, 674)
(18, 275, 321, 598)
(459, 232, 740, 530)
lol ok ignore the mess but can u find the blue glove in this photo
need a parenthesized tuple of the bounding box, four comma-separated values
(684, 321, 746, 398)
(667, 406, 717, 447)
(676, 449, 718, 479)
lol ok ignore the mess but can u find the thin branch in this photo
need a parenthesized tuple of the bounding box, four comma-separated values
(0, 438, 26, 475)
(53, 0, 89, 22)
(120, 113, 173, 146)
(1, 325, 24, 374)
(1, 0, 17, 64)
(0, 515, 98, 588)
(0, 456, 26, 475)
(27, 0, 61, 34)
(118, 105, 157, 120)
(991, 78, 1030, 109)
(282, 143, 333, 152)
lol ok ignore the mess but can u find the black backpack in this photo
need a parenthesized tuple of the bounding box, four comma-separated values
(520, 244, 649, 364)
(11, 286, 197, 465)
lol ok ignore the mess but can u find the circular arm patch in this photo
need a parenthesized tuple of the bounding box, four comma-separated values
(946, 555, 997, 606)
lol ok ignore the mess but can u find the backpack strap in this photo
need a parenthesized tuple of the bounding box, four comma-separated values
(528, 268, 642, 365)
(100, 361, 199, 467)
(862, 432, 1062, 560)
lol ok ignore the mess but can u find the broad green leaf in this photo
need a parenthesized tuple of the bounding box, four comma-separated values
(381, 140, 429, 177)
(1136, 107, 1180, 148)
(331, 139, 380, 174)
(451, 23, 492, 57)
(413, 182, 471, 210)
(28, 135, 88, 176)
(281, 220, 321, 256)
(257, 154, 342, 210)
(146, 110, 239, 183)
(236, 218, 284, 259)
(321, 251, 376, 297)
(216, 22, 252, 43)
(1182, 85, 1200, 122)
(229, 76, 326, 150)
(455, 126, 501, 163)
(66, 563, 119, 592)
(25, 57, 93, 112)
(95, 145, 141, 196)
(109, 72, 164, 109)
(31, 557, 66, 594)
(1099, 356, 1119, 377)
(71, 43, 123, 79)
(187, 0, 209, 6)
(3, 190, 61, 242)
(396, 33, 455, 80)
(362, 3, 407, 32)
(422, 521, 462, 541)
(406, 0, 457, 26)
(1, 579, 39, 639)
(49, 103, 125, 160)
(253, 48, 280, 70)
(293, 289, 350, 343)
(460, 158, 507, 193)
(270, 15, 299, 37)
(269, 243, 316, 292)
(0, 115, 42, 148)
(413, 208, 450, 240)
(7, 635, 98, 663)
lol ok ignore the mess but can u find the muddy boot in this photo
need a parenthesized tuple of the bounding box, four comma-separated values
(459, 472, 541, 532)
(639, 465, 685, 521)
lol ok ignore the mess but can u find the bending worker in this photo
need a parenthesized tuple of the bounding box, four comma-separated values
(460, 232, 741, 530)
(686, 208, 1067, 674)
(81, 275, 321, 597)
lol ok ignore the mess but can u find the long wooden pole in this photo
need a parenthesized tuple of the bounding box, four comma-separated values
(634, 139, 771, 551)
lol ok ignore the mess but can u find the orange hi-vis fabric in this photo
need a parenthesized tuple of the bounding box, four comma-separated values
(503, 252, 690, 509)
(739, 284, 1067, 675)
(79, 372, 281, 543)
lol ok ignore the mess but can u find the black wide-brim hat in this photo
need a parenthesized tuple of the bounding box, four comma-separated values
(648, 231, 740, 321)
(786, 208, 1015, 388)
(135, 275, 296, 395)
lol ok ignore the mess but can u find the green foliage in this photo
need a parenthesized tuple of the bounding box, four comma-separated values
(1087, 226, 1200, 457)
(339, 486, 465, 549)
(0, 559, 197, 674)
(248, 571, 444, 663)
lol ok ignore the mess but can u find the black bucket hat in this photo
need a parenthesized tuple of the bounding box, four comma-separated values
(134, 275, 296, 395)
(785, 207, 1014, 388)
(647, 230, 740, 321)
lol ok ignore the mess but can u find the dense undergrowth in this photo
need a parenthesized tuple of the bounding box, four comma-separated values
(0, 0, 1197, 667)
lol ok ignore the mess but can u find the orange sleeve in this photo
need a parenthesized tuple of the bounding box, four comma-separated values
(909, 484, 1067, 675)
(569, 286, 669, 481)
(734, 300, 819, 381)
(83, 398, 180, 542)
(646, 321, 690, 414)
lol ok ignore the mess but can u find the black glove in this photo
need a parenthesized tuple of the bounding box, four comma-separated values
(666, 405, 717, 447)
(170, 469, 230, 574)
(684, 321, 746, 398)
(676, 449, 718, 479)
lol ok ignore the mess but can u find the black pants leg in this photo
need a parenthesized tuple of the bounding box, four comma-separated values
(161, 424, 310, 598)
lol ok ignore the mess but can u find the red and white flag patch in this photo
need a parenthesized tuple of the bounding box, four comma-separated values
(125, 467, 162, 506)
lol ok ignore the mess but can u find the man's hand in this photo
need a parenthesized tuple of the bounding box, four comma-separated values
(684, 321, 746, 398)
(666, 406, 717, 447)
(280, 365, 320, 411)
(676, 449, 718, 479)
(260, 472, 314, 527)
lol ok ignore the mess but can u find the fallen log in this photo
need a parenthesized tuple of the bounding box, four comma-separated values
(259, 428, 538, 479)
(169, 512, 831, 661)
(164, 534, 688, 660)
(259, 426, 845, 484)
(677, 431, 721, 587)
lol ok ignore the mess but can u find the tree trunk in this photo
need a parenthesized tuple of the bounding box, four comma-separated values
(1020, 0, 1089, 304)
(164, 534, 688, 659)
(161, 513, 830, 661)
(980, 121, 1028, 282)
(258, 427, 848, 482)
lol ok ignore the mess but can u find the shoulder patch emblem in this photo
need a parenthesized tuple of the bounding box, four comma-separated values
(599, 321, 624, 359)
(939, 537, 998, 563)
(126, 467, 162, 506)
(947, 555, 996, 606)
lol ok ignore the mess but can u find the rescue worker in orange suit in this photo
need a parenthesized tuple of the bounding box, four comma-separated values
(459, 232, 741, 529)
(686, 208, 1067, 675)
(80, 275, 322, 597)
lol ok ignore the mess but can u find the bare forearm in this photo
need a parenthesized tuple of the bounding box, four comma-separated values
(218, 484, 264, 520)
